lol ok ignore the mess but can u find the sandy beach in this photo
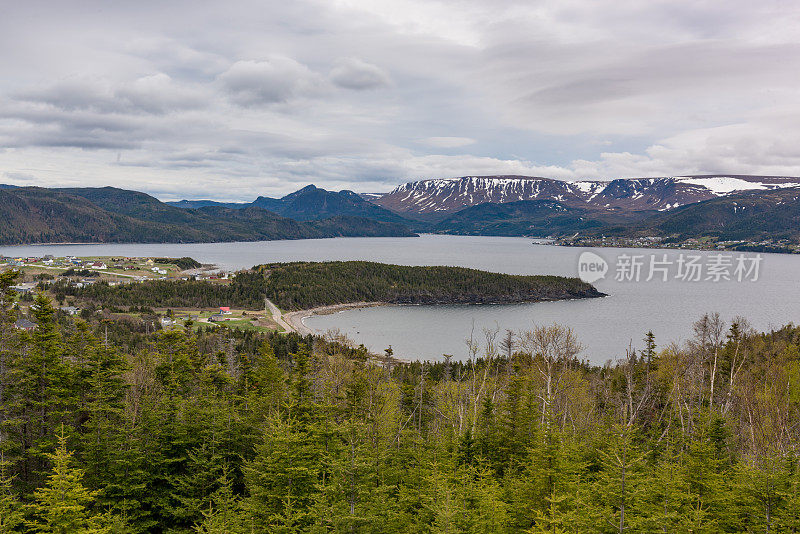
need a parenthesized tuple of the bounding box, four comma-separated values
(283, 301, 387, 335)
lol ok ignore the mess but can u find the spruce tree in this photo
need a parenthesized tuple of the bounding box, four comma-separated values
(5, 293, 72, 491)
(26, 427, 118, 533)
(590, 424, 648, 533)
(0, 453, 23, 533)
(243, 413, 321, 530)
(0, 270, 21, 460)
(195, 466, 245, 534)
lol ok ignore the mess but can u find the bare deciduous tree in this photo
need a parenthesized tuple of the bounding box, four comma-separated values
(519, 324, 581, 427)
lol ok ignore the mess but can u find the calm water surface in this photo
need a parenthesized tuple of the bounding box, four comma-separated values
(2, 235, 798, 364)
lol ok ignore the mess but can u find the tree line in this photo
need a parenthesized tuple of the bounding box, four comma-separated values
(2, 268, 800, 532)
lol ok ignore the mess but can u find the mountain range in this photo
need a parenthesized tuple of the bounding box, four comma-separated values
(371, 175, 800, 218)
(598, 186, 800, 243)
(0, 187, 415, 245)
(369, 175, 800, 244)
(168, 184, 412, 225)
(3, 174, 800, 246)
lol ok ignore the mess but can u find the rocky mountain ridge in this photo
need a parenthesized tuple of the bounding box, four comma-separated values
(371, 175, 800, 216)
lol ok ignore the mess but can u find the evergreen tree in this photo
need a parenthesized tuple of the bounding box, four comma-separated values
(71, 322, 128, 492)
(243, 412, 321, 530)
(26, 427, 118, 533)
(241, 340, 284, 420)
(588, 424, 648, 533)
(510, 426, 584, 531)
(681, 419, 739, 531)
(5, 293, 73, 491)
(0, 453, 23, 533)
(735, 453, 787, 532)
(0, 269, 21, 457)
(195, 466, 245, 534)
(777, 453, 800, 531)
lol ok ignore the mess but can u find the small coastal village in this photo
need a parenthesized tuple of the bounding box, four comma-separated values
(0, 255, 286, 334)
(550, 235, 800, 254)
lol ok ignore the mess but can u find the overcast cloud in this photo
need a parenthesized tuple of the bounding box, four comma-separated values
(1, 0, 799, 200)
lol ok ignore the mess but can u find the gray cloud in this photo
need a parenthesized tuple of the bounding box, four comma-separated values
(218, 57, 326, 106)
(330, 58, 391, 90)
(13, 74, 207, 117)
(0, 0, 798, 200)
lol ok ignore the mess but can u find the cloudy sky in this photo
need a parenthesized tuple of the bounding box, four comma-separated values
(1, 0, 799, 200)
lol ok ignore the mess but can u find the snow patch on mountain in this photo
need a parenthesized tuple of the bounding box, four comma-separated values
(676, 177, 768, 194)
(675, 176, 800, 194)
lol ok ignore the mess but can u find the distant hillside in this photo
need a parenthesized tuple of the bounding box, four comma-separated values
(57, 187, 212, 227)
(431, 199, 649, 236)
(598, 187, 800, 242)
(169, 184, 413, 225)
(258, 185, 414, 225)
(0, 187, 198, 245)
(427, 187, 800, 243)
(0, 187, 416, 245)
(166, 199, 247, 209)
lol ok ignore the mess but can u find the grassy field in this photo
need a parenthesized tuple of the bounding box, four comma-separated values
(164, 308, 281, 333)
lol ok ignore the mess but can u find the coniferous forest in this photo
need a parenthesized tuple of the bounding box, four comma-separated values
(3, 268, 800, 532)
(51, 262, 602, 312)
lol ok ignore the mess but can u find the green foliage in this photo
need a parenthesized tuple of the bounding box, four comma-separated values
(0, 454, 24, 533)
(259, 261, 601, 310)
(194, 467, 244, 534)
(2, 288, 800, 532)
(26, 427, 119, 533)
(244, 413, 321, 530)
(2, 293, 74, 491)
(153, 258, 202, 270)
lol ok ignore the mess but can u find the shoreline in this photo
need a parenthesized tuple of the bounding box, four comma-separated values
(0, 234, 420, 248)
(283, 302, 388, 335)
(282, 292, 606, 336)
(543, 241, 799, 255)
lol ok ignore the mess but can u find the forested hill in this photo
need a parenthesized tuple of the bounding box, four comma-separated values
(430, 199, 638, 236)
(169, 184, 414, 226)
(0, 187, 415, 245)
(53, 261, 602, 310)
(594, 186, 800, 242)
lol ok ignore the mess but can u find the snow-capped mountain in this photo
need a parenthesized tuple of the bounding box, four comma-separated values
(371, 175, 800, 216)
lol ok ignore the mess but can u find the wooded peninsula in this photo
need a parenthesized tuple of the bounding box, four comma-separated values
(51, 261, 603, 312)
